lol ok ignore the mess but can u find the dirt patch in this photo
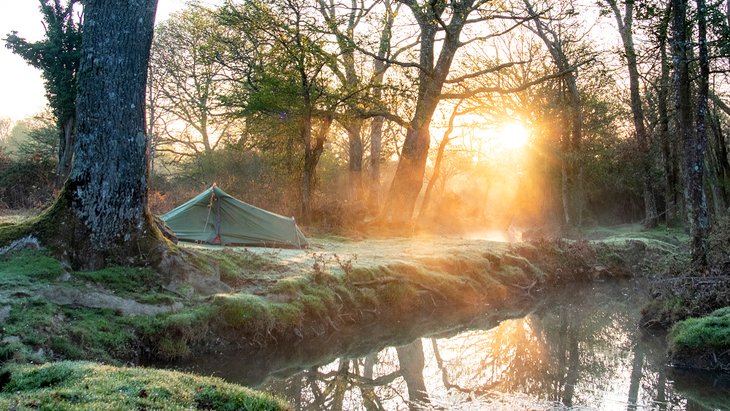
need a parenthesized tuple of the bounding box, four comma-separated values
(41, 287, 184, 316)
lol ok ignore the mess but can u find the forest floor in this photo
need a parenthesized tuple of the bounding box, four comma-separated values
(0, 209, 705, 409)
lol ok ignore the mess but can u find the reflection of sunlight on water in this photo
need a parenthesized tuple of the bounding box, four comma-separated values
(256, 283, 728, 410)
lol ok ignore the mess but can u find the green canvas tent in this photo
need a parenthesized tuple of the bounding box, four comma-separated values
(160, 185, 308, 248)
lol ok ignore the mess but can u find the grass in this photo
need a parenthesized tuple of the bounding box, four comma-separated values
(0, 209, 38, 226)
(0, 225, 667, 371)
(0, 250, 163, 363)
(0, 361, 289, 410)
(583, 224, 688, 253)
(0, 249, 65, 285)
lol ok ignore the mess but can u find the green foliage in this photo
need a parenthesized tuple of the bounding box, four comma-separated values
(0, 361, 290, 410)
(4, 1, 81, 130)
(4, 115, 58, 161)
(173, 148, 298, 216)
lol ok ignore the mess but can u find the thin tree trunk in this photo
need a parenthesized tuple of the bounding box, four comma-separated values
(607, 0, 658, 227)
(368, 0, 396, 210)
(55, 116, 75, 188)
(300, 114, 331, 222)
(347, 121, 364, 202)
(418, 100, 462, 220)
(368, 115, 384, 207)
(691, 0, 710, 265)
(562, 328, 580, 406)
(626, 342, 645, 411)
(524, 0, 584, 230)
(657, 4, 677, 224)
(710, 111, 729, 213)
(561, 160, 572, 227)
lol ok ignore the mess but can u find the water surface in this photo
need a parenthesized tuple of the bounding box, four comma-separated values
(183, 281, 730, 410)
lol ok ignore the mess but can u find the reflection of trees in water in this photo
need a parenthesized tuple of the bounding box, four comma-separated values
(262, 285, 716, 410)
(263, 341, 429, 410)
(428, 287, 660, 408)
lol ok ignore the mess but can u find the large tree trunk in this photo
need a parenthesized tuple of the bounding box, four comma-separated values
(60, 0, 159, 268)
(385, 125, 432, 222)
(396, 339, 429, 409)
(382, 1, 472, 223)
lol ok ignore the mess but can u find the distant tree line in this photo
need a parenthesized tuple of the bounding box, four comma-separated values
(4, 0, 730, 267)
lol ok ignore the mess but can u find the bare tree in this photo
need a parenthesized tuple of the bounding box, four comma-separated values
(522, 0, 587, 229)
(602, 0, 658, 228)
(381, 0, 496, 223)
(150, 6, 237, 162)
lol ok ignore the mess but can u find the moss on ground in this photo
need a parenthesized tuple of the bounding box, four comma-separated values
(668, 307, 730, 370)
(582, 224, 688, 244)
(0, 361, 289, 410)
(0, 251, 150, 363)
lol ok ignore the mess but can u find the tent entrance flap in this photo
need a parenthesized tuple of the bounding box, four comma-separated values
(160, 186, 308, 248)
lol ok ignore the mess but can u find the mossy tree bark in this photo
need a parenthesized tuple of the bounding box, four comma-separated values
(44, 0, 162, 269)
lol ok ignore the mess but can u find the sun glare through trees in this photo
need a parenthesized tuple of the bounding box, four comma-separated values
(2, 0, 730, 409)
(497, 121, 530, 150)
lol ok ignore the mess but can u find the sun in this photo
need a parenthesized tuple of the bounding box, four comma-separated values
(496, 121, 530, 150)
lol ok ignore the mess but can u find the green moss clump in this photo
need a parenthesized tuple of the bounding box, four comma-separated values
(670, 307, 730, 351)
(0, 361, 290, 410)
(214, 293, 274, 329)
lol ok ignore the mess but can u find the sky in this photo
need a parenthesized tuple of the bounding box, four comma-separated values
(0, 0, 188, 122)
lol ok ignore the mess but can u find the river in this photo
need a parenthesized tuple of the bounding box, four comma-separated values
(179, 281, 730, 410)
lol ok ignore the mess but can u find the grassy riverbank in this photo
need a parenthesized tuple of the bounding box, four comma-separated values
(0, 218, 689, 407)
(0, 361, 289, 410)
